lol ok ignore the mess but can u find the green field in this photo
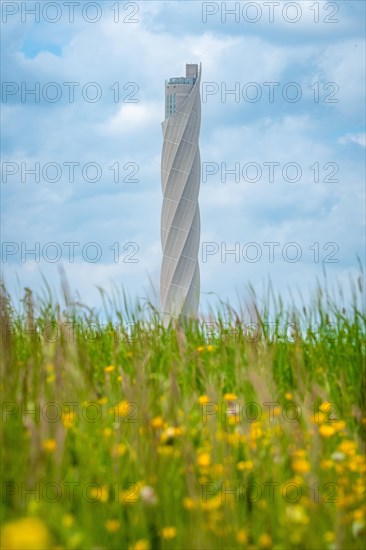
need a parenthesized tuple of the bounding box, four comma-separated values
(1, 274, 365, 550)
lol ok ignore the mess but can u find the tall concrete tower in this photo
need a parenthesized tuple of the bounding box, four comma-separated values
(160, 63, 202, 321)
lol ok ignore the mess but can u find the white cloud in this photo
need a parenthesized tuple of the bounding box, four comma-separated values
(312, 40, 366, 116)
(338, 132, 366, 147)
(101, 102, 162, 135)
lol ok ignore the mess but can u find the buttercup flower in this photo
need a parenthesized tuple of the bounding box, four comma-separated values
(105, 519, 121, 532)
(319, 424, 336, 438)
(42, 439, 56, 453)
(236, 529, 248, 544)
(224, 393, 238, 401)
(198, 452, 211, 468)
(110, 400, 132, 418)
(198, 395, 210, 404)
(151, 416, 164, 429)
(292, 458, 310, 474)
(161, 526, 176, 539)
(258, 533, 272, 548)
(1, 517, 51, 549)
(133, 540, 150, 550)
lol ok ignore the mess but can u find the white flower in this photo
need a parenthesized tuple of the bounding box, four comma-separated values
(352, 520, 365, 537)
(165, 427, 175, 439)
(140, 485, 157, 506)
(330, 451, 345, 462)
(226, 400, 240, 417)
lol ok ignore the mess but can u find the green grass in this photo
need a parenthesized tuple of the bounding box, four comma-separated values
(1, 273, 365, 550)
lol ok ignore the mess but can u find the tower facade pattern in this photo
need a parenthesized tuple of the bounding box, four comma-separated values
(160, 63, 202, 320)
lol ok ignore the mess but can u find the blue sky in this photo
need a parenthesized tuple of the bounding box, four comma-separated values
(1, 0, 365, 314)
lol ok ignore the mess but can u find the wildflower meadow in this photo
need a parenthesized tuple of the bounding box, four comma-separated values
(1, 273, 365, 549)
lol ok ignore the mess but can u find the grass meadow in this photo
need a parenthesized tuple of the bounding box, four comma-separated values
(1, 271, 365, 549)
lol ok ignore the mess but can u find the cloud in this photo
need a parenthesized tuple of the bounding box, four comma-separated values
(102, 102, 162, 135)
(338, 132, 366, 147)
(311, 39, 366, 117)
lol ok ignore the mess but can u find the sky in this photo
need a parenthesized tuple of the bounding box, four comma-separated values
(1, 0, 365, 316)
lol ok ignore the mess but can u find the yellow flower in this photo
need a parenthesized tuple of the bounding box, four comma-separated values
(198, 452, 211, 468)
(337, 493, 356, 508)
(349, 455, 366, 473)
(157, 446, 175, 456)
(201, 495, 222, 511)
(110, 400, 131, 418)
(237, 460, 253, 471)
(290, 531, 302, 544)
(224, 393, 238, 401)
(150, 416, 164, 429)
(183, 497, 196, 510)
(91, 485, 109, 502)
(333, 420, 346, 432)
(249, 424, 263, 441)
(42, 439, 56, 453)
(105, 519, 120, 532)
(285, 392, 293, 400)
(198, 395, 210, 404)
(161, 526, 176, 539)
(1, 517, 51, 549)
(312, 411, 327, 423)
(111, 443, 127, 457)
(319, 402, 332, 412)
(118, 375, 123, 382)
(285, 504, 309, 525)
(320, 459, 334, 470)
(119, 489, 138, 504)
(103, 427, 112, 438)
(105, 365, 115, 373)
(258, 533, 272, 548)
(338, 440, 357, 456)
(206, 345, 215, 352)
(227, 432, 241, 446)
(353, 508, 365, 521)
(292, 459, 310, 474)
(236, 529, 248, 544)
(292, 449, 307, 458)
(324, 532, 335, 543)
(197, 346, 205, 352)
(62, 514, 74, 528)
(61, 411, 75, 428)
(319, 424, 336, 438)
(98, 397, 108, 405)
(133, 540, 150, 550)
